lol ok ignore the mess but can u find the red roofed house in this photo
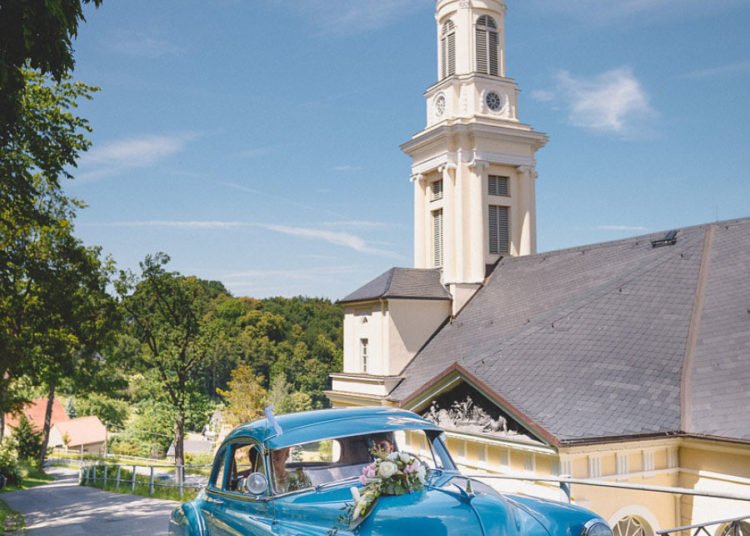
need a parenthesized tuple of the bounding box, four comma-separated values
(49, 415, 107, 455)
(3, 397, 69, 437)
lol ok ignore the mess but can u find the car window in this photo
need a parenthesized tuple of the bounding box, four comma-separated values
(210, 447, 227, 489)
(268, 430, 450, 495)
(227, 443, 266, 493)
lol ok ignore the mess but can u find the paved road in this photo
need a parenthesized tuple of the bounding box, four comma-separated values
(2, 467, 180, 535)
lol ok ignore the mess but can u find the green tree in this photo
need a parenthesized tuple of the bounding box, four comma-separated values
(0, 0, 102, 129)
(10, 415, 42, 461)
(0, 71, 101, 443)
(75, 394, 129, 431)
(216, 364, 267, 427)
(116, 253, 223, 467)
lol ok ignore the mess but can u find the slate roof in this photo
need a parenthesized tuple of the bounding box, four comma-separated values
(389, 218, 750, 445)
(340, 267, 451, 304)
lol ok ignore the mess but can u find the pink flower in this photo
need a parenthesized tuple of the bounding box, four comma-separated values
(359, 475, 368, 485)
(366, 466, 377, 478)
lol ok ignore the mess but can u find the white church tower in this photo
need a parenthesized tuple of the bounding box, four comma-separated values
(328, 0, 546, 407)
(402, 0, 547, 314)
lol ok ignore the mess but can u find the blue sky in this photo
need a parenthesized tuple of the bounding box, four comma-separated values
(68, 0, 750, 299)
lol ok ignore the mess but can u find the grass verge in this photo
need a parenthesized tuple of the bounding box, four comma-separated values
(1, 466, 54, 493)
(82, 465, 199, 502)
(0, 499, 25, 535)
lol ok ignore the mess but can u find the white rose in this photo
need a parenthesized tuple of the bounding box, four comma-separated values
(350, 486, 361, 502)
(378, 460, 398, 478)
(415, 465, 426, 482)
(399, 452, 411, 464)
(387, 452, 399, 461)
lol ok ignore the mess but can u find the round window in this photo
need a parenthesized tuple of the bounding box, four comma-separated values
(435, 95, 446, 117)
(485, 91, 503, 112)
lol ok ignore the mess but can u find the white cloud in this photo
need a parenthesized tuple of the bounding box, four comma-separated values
(322, 220, 392, 229)
(530, 89, 555, 103)
(259, 224, 398, 258)
(555, 68, 654, 136)
(679, 60, 750, 80)
(110, 32, 180, 58)
(267, 0, 423, 36)
(85, 220, 398, 257)
(79, 133, 194, 180)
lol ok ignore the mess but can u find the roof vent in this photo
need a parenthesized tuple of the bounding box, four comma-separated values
(651, 230, 678, 248)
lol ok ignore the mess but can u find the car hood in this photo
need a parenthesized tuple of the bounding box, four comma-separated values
(274, 473, 552, 536)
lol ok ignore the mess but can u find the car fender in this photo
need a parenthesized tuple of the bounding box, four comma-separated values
(169, 502, 207, 536)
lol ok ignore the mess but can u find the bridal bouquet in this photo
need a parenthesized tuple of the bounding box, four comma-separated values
(348, 450, 427, 529)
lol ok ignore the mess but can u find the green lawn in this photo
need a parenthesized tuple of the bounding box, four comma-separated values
(0, 467, 54, 493)
(0, 499, 24, 535)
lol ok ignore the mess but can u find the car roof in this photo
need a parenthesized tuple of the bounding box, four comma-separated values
(223, 407, 442, 449)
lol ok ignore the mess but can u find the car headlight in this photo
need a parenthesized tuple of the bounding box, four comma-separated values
(582, 520, 613, 536)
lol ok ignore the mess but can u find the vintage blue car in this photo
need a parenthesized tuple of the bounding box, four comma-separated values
(170, 407, 612, 536)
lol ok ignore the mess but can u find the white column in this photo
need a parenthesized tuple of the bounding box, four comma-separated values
(412, 174, 426, 268)
(517, 166, 532, 256)
(530, 167, 538, 254)
(453, 150, 465, 283)
(440, 163, 457, 282)
(468, 158, 488, 282)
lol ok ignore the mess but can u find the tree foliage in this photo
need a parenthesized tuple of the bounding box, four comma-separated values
(10, 415, 42, 461)
(216, 364, 267, 427)
(0, 0, 102, 128)
(116, 253, 225, 466)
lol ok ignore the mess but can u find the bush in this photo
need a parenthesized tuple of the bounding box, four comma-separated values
(0, 442, 22, 486)
(10, 415, 42, 461)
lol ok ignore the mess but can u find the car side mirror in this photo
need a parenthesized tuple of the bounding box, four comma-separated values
(240, 472, 268, 496)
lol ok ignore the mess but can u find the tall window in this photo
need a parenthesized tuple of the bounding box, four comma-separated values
(476, 15, 499, 76)
(360, 338, 368, 373)
(488, 175, 509, 197)
(441, 20, 456, 79)
(432, 209, 443, 267)
(431, 179, 443, 201)
(488, 205, 509, 254)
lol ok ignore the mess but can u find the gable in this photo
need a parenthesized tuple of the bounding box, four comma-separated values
(401, 367, 554, 448)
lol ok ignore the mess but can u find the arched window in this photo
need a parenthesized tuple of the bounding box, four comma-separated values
(613, 516, 653, 536)
(441, 20, 456, 78)
(718, 521, 750, 536)
(475, 15, 499, 76)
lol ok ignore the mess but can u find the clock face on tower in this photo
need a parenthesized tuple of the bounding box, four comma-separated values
(485, 91, 503, 112)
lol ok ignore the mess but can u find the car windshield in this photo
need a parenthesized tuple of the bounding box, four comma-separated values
(269, 429, 454, 494)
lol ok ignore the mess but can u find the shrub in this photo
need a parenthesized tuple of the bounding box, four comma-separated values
(0, 442, 22, 486)
(10, 415, 42, 461)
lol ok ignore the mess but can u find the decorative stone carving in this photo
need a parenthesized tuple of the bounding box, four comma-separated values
(423, 395, 533, 441)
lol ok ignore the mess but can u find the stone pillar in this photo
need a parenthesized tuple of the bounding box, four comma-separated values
(468, 158, 488, 281)
(412, 174, 426, 268)
(440, 163, 457, 282)
(517, 166, 532, 256)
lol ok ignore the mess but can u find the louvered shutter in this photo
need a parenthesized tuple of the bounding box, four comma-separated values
(476, 27, 488, 74)
(447, 32, 455, 76)
(489, 30, 499, 76)
(489, 205, 509, 254)
(433, 209, 443, 267)
(488, 175, 509, 196)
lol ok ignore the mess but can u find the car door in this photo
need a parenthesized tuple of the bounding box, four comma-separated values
(201, 446, 232, 535)
(205, 441, 274, 536)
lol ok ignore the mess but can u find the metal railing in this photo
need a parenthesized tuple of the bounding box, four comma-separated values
(657, 515, 749, 536)
(79, 462, 209, 499)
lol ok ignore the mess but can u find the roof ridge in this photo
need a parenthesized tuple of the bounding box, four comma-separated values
(680, 224, 716, 434)
(383, 267, 397, 294)
(494, 216, 750, 267)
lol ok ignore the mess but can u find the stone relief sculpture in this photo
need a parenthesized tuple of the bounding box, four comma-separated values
(423, 396, 532, 441)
